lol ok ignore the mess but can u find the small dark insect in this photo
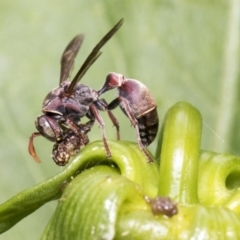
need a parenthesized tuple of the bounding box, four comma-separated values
(52, 124, 90, 166)
(98, 72, 159, 162)
(145, 196, 178, 217)
(28, 19, 123, 165)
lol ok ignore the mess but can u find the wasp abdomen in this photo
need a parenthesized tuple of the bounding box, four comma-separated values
(138, 108, 159, 146)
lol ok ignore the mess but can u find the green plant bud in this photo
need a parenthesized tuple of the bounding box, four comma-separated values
(41, 165, 149, 240)
(42, 165, 240, 240)
(2, 101, 240, 239)
(0, 140, 158, 233)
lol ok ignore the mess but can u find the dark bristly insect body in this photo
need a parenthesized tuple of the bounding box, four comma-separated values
(145, 196, 178, 217)
(98, 72, 159, 162)
(52, 125, 90, 166)
(28, 19, 123, 166)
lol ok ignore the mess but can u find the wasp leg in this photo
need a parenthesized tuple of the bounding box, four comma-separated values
(94, 98, 120, 140)
(88, 104, 111, 157)
(108, 97, 154, 163)
(28, 132, 42, 163)
(66, 118, 86, 146)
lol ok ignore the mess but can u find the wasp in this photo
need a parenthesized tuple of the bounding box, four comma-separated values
(28, 19, 123, 165)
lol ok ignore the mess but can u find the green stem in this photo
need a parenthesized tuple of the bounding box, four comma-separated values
(158, 102, 202, 204)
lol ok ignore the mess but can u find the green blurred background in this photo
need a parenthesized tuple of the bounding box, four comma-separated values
(0, 0, 239, 239)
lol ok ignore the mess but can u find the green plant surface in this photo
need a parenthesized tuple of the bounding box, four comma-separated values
(0, 141, 159, 234)
(0, 0, 240, 239)
(1, 102, 240, 239)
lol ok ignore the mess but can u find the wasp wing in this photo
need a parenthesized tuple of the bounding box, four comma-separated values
(60, 34, 84, 84)
(66, 18, 124, 95)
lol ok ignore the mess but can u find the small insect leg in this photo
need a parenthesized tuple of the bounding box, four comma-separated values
(28, 132, 42, 163)
(89, 105, 112, 157)
(94, 98, 120, 140)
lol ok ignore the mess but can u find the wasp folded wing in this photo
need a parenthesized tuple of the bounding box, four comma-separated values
(60, 34, 85, 84)
(66, 18, 124, 95)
